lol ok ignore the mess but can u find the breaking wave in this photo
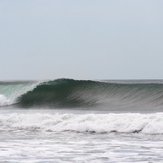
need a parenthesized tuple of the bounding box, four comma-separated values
(1, 78, 163, 110)
(0, 94, 10, 106)
(0, 112, 163, 135)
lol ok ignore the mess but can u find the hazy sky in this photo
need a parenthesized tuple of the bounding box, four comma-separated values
(0, 0, 163, 80)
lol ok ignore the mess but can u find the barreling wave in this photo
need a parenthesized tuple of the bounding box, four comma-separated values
(1, 78, 163, 110)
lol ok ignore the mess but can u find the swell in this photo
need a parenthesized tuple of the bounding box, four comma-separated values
(17, 79, 104, 107)
(16, 79, 163, 110)
(1, 78, 163, 110)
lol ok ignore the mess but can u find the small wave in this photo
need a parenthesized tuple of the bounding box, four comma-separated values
(0, 113, 163, 135)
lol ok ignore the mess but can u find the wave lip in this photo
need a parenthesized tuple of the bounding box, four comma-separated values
(0, 81, 39, 107)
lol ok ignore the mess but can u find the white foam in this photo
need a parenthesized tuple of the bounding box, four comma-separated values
(0, 94, 10, 106)
(0, 112, 163, 134)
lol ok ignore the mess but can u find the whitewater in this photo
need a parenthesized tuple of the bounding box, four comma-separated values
(0, 79, 163, 162)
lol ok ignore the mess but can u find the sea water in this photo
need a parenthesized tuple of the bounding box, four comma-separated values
(0, 79, 163, 162)
(0, 108, 163, 163)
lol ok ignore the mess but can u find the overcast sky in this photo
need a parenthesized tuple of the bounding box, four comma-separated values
(0, 0, 163, 80)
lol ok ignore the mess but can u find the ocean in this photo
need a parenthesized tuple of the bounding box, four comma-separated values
(0, 79, 163, 162)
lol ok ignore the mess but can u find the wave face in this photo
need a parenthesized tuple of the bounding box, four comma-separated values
(1, 79, 163, 110)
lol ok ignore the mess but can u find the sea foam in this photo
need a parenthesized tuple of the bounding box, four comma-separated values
(0, 112, 163, 135)
(0, 94, 10, 106)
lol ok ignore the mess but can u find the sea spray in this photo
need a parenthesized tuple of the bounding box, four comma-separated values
(0, 94, 9, 106)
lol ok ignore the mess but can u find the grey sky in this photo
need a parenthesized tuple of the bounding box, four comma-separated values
(0, 0, 163, 80)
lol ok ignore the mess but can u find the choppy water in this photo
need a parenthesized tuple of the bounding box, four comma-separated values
(0, 108, 163, 163)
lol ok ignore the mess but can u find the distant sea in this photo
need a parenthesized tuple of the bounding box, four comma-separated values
(0, 78, 163, 162)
